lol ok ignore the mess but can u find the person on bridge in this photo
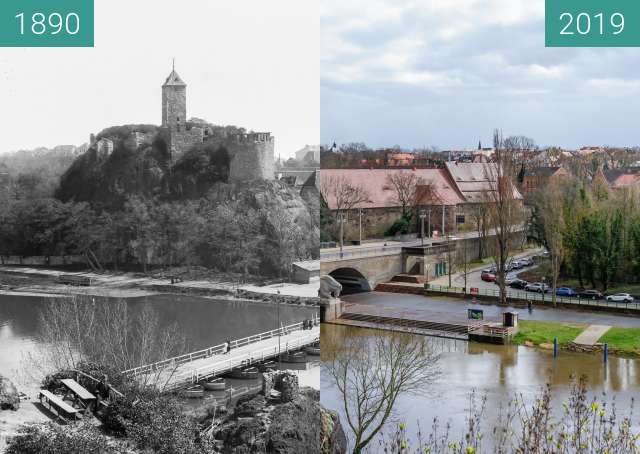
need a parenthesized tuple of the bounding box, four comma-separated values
(226, 338, 231, 354)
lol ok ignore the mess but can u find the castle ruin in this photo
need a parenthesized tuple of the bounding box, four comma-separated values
(89, 63, 274, 182)
(159, 64, 274, 181)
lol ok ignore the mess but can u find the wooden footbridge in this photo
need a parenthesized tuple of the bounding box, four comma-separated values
(122, 318, 320, 390)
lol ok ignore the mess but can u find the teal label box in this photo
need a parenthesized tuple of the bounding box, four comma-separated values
(546, 0, 640, 47)
(0, 0, 94, 47)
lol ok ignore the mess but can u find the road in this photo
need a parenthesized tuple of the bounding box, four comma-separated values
(342, 292, 640, 328)
(428, 251, 639, 309)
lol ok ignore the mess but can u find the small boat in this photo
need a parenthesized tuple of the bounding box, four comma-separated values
(305, 344, 320, 356)
(227, 366, 260, 379)
(279, 351, 307, 363)
(259, 361, 277, 372)
(202, 377, 226, 391)
(182, 385, 205, 398)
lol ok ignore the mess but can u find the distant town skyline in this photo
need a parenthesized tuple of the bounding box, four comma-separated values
(0, 0, 319, 158)
(321, 0, 640, 150)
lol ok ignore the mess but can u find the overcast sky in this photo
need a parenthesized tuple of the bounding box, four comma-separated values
(0, 0, 319, 158)
(321, 0, 640, 150)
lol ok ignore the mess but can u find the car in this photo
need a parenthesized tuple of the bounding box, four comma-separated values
(495, 274, 518, 286)
(555, 287, 577, 297)
(510, 260, 524, 270)
(578, 289, 603, 300)
(509, 279, 528, 290)
(606, 293, 634, 303)
(481, 271, 496, 282)
(519, 257, 534, 267)
(525, 282, 549, 293)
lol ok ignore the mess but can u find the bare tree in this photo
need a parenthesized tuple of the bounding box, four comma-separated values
(385, 172, 426, 221)
(485, 129, 525, 305)
(34, 295, 186, 388)
(324, 331, 440, 454)
(469, 195, 490, 261)
(539, 179, 566, 306)
(320, 175, 370, 246)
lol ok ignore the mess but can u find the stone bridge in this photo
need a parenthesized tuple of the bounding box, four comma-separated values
(320, 229, 526, 293)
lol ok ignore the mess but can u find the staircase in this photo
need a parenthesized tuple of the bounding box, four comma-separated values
(339, 311, 469, 335)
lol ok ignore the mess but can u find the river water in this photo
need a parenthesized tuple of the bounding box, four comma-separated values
(321, 323, 640, 449)
(0, 293, 318, 385)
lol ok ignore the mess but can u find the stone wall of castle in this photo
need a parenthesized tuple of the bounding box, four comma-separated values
(215, 132, 274, 181)
(124, 131, 155, 151)
(160, 126, 204, 162)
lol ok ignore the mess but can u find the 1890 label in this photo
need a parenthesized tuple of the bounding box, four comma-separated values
(0, 0, 93, 47)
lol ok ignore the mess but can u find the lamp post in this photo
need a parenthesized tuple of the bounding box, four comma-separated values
(359, 208, 363, 244)
(277, 290, 281, 368)
(427, 210, 431, 240)
(339, 214, 347, 255)
(419, 210, 426, 246)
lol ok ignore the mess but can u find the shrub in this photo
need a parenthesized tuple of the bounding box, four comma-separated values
(6, 423, 126, 454)
(384, 216, 410, 236)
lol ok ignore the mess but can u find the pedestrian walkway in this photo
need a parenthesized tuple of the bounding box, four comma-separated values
(573, 324, 611, 345)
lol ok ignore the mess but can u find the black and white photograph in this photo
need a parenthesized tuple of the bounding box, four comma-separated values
(0, 1, 321, 452)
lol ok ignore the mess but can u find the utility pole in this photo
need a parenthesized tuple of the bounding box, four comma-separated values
(419, 210, 426, 246)
(359, 208, 363, 244)
(339, 214, 346, 255)
(442, 205, 446, 237)
(427, 210, 431, 240)
(277, 290, 281, 368)
(447, 235, 452, 287)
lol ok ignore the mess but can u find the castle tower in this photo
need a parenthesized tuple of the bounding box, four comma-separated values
(162, 61, 187, 132)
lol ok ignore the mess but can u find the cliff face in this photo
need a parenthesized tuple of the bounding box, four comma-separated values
(55, 125, 284, 209)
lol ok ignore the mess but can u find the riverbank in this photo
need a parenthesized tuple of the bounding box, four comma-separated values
(0, 266, 319, 307)
(513, 320, 640, 357)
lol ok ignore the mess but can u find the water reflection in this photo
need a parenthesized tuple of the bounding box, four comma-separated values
(321, 324, 640, 447)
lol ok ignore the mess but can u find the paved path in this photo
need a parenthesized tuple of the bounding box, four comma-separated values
(573, 325, 611, 345)
(343, 292, 640, 328)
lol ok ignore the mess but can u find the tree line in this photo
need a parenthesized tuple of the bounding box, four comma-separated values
(0, 193, 316, 278)
(531, 173, 640, 292)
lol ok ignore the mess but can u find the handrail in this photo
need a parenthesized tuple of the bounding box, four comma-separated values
(173, 331, 320, 386)
(122, 316, 319, 378)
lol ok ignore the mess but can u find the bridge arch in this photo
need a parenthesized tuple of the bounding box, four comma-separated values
(329, 267, 372, 294)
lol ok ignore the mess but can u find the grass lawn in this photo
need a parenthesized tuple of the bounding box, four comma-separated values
(598, 328, 640, 356)
(513, 320, 585, 347)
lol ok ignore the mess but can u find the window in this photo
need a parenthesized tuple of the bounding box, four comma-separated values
(456, 214, 465, 224)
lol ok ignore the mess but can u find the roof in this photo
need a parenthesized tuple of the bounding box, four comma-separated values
(320, 168, 465, 210)
(603, 168, 640, 188)
(292, 260, 320, 272)
(523, 166, 563, 178)
(445, 161, 523, 202)
(163, 69, 186, 87)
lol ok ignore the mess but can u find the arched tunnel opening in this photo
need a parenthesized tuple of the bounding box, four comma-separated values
(329, 268, 372, 295)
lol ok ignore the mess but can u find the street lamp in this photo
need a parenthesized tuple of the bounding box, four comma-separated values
(419, 210, 427, 246)
(339, 214, 347, 255)
(359, 208, 363, 244)
(277, 290, 281, 368)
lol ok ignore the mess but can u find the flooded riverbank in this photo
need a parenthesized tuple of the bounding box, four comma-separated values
(321, 323, 640, 449)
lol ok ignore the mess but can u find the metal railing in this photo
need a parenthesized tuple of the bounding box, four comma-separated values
(122, 316, 319, 378)
(170, 331, 320, 388)
(426, 284, 640, 311)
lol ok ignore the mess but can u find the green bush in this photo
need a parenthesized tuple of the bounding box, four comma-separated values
(384, 216, 410, 236)
(6, 423, 126, 454)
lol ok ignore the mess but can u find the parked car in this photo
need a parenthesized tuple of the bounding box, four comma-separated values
(555, 287, 577, 297)
(510, 260, 524, 270)
(519, 257, 534, 267)
(578, 289, 604, 300)
(606, 293, 634, 303)
(509, 279, 529, 290)
(495, 274, 518, 286)
(481, 271, 496, 282)
(525, 282, 549, 293)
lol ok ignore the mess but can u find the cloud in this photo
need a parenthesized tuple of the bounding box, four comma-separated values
(321, 0, 640, 149)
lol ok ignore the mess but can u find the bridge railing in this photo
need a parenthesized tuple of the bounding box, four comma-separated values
(171, 330, 320, 388)
(122, 316, 318, 378)
(426, 284, 640, 311)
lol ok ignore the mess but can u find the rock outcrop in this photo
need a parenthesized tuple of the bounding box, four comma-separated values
(320, 406, 347, 454)
(212, 371, 326, 453)
(0, 375, 20, 410)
